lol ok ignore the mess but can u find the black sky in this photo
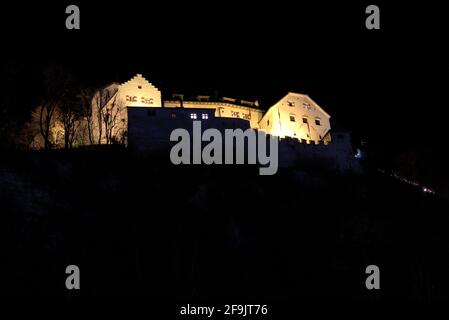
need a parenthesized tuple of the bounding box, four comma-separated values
(1, 1, 448, 154)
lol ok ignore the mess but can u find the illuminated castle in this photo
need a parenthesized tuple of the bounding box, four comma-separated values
(91, 74, 332, 145)
(90, 74, 360, 173)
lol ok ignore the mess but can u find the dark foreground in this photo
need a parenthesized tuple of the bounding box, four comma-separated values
(1, 148, 448, 303)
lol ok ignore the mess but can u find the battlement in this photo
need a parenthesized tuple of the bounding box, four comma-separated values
(127, 106, 361, 174)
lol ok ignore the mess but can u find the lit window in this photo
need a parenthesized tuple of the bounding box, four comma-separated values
(202, 113, 209, 119)
(290, 115, 296, 122)
(302, 117, 308, 124)
(190, 113, 197, 120)
(315, 119, 321, 126)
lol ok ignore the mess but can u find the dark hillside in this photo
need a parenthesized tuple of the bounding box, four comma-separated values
(2, 149, 448, 300)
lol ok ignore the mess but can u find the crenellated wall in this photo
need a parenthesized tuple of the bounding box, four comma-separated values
(277, 132, 362, 173)
(128, 107, 361, 174)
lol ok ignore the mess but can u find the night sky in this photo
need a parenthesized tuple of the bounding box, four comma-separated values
(1, 1, 448, 171)
(2, 1, 449, 305)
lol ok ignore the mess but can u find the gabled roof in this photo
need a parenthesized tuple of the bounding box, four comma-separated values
(259, 92, 331, 125)
(280, 92, 331, 118)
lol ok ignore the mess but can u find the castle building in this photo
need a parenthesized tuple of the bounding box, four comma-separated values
(24, 73, 361, 174)
(91, 74, 332, 145)
(84, 73, 361, 173)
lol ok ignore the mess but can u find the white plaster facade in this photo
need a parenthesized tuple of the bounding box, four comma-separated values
(90, 74, 162, 144)
(90, 74, 332, 145)
(258, 93, 332, 144)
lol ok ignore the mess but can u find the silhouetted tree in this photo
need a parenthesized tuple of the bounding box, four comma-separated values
(59, 102, 80, 149)
(79, 87, 96, 145)
(102, 94, 121, 144)
(91, 84, 121, 145)
(39, 65, 75, 149)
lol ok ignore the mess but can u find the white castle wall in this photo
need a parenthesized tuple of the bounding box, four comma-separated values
(90, 74, 162, 145)
(259, 93, 331, 144)
(164, 100, 264, 129)
(90, 75, 332, 146)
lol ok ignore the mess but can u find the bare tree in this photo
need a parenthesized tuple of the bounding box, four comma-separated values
(59, 84, 86, 149)
(39, 99, 58, 149)
(59, 105, 80, 148)
(39, 65, 74, 149)
(79, 87, 96, 145)
(28, 104, 63, 149)
(91, 84, 119, 145)
(94, 90, 105, 145)
(101, 94, 121, 144)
